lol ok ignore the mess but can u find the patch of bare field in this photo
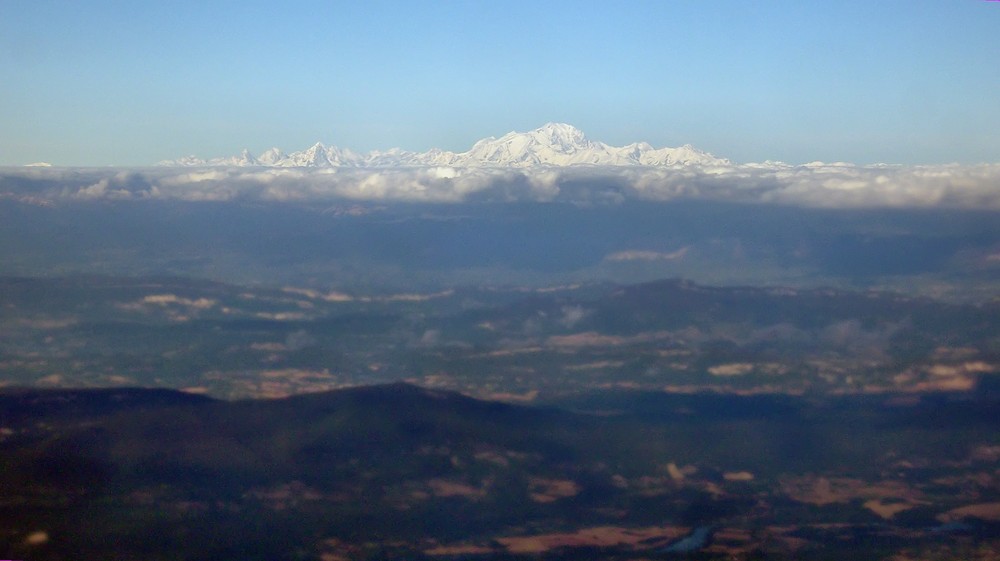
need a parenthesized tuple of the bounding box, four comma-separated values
(614, 473, 677, 496)
(702, 527, 756, 556)
(884, 395, 923, 406)
(710, 527, 753, 543)
(665, 462, 692, 481)
(764, 525, 878, 552)
(528, 477, 580, 503)
(565, 360, 625, 371)
(22, 531, 50, 546)
(469, 346, 543, 358)
(781, 476, 921, 512)
(927, 361, 997, 376)
(891, 362, 993, 392)
(247, 481, 325, 510)
(661, 361, 691, 370)
(496, 525, 689, 554)
(546, 332, 628, 347)
(178, 385, 210, 395)
(15, 317, 79, 329)
(765, 532, 813, 552)
(662, 383, 807, 395)
(259, 368, 336, 380)
(426, 478, 488, 500)
(406, 489, 430, 502)
(971, 445, 1000, 462)
(807, 358, 852, 376)
(864, 499, 922, 520)
(424, 543, 497, 556)
(282, 288, 453, 304)
(415, 373, 454, 388)
(36, 373, 65, 385)
(484, 389, 538, 402)
(937, 502, 1000, 523)
(756, 362, 791, 375)
(251, 311, 308, 321)
(545, 330, 674, 348)
(472, 450, 509, 466)
(701, 481, 725, 497)
(595, 381, 647, 390)
(250, 341, 288, 352)
(708, 363, 755, 376)
(909, 375, 976, 392)
(890, 543, 1000, 561)
(532, 283, 582, 293)
(201, 369, 354, 399)
(932, 471, 997, 491)
(316, 538, 360, 561)
(931, 346, 981, 361)
(656, 349, 692, 357)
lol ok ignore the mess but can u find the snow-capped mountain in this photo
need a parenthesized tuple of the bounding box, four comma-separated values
(275, 142, 363, 167)
(256, 148, 286, 166)
(158, 123, 728, 168)
(454, 123, 725, 167)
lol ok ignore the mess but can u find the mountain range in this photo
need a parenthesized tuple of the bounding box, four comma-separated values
(158, 123, 729, 168)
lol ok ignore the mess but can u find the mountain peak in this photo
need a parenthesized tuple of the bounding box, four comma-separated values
(535, 122, 586, 138)
(526, 122, 590, 150)
(159, 125, 728, 168)
(257, 147, 286, 166)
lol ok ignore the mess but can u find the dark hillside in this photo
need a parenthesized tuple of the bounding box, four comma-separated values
(2, 384, 999, 560)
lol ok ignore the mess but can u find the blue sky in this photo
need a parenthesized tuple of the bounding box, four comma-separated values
(2, 0, 998, 166)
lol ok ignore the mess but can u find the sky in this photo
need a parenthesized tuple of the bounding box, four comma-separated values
(1, 0, 999, 166)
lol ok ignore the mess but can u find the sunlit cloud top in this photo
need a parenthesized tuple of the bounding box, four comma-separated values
(4, 161, 1000, 210)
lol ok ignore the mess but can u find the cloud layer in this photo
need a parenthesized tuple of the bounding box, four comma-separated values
(3, 162, 1000, 209)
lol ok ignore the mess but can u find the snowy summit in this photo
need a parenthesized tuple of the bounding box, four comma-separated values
(158, 124, 728, 168)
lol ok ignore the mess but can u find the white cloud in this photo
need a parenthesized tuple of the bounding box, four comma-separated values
(74, 178, 128, 199)
(3, 162, 1000, 209)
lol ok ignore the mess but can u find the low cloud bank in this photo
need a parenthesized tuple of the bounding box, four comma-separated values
(3, 162, 1000, 209)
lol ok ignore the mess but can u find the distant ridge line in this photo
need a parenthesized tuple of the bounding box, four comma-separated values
(158, 123, 728, 169)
